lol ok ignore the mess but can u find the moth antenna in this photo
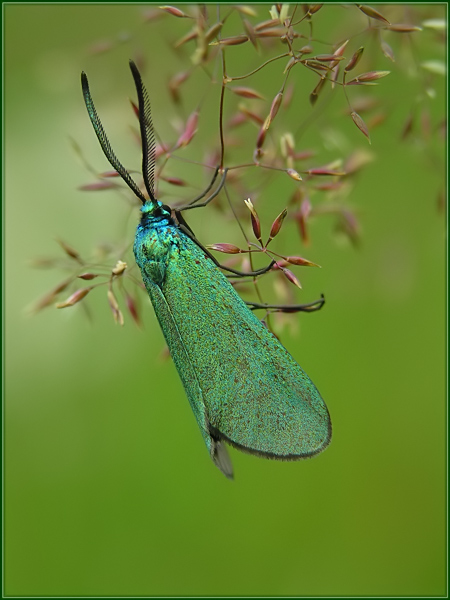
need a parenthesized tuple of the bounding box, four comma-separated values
(129, 60, 157, 204)
(81, 71, 147, 205)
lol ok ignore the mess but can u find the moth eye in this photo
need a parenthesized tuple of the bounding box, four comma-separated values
(161, 204, 172, 214)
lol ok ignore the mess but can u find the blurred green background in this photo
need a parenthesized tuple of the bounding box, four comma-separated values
(4, 4, 446, 597)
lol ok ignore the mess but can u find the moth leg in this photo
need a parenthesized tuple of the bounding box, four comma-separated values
(223, 262, 275, 278)
(176, 221, 276, 278)
(246, 295, 326, 313)
(178, 168, 228, 211)
(175, 169, 275, 278)
(183, 166, 219, 206)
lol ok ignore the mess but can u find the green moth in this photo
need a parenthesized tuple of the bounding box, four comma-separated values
(81, 61, 331, 479)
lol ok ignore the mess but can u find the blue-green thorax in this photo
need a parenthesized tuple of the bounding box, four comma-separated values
(133, 200, 181, 287)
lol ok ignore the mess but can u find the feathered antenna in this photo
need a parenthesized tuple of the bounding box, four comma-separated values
(81, 63, 157, 207)
(129, 60, 157, 204)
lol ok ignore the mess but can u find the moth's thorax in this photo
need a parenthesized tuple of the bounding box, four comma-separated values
(133, 200, 180, 286)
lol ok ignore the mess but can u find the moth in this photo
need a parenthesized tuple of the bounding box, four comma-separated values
(81, 61, 331, 479)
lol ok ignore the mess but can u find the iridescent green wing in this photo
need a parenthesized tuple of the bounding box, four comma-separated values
(162, 230, 331, 461)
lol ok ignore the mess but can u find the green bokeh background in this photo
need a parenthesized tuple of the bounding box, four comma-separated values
(4, 4, 446, 597)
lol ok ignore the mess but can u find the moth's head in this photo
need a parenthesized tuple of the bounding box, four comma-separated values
(141, 200, 172, 220)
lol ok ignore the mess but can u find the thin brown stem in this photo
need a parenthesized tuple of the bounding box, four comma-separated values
(227, 53, 290, 81)
(219, 51, 226, 169)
